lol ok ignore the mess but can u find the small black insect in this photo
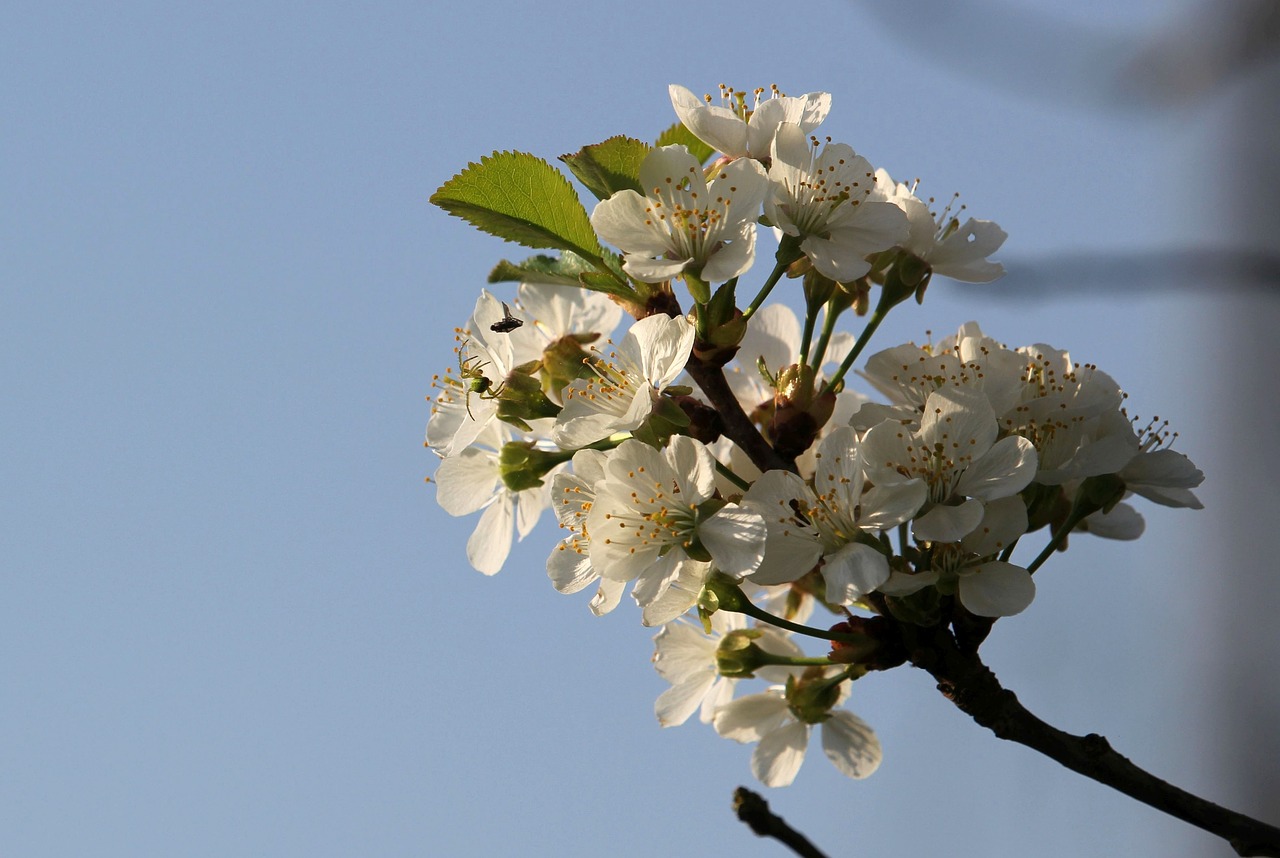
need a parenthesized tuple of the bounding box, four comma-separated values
(489, 301, 523, 334)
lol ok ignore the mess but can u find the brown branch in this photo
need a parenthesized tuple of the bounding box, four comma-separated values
(637, 287, 795, 476)
(733, 787, 831, 858)
(685, 356, 795, 475)
(903, 624, 1280, 857)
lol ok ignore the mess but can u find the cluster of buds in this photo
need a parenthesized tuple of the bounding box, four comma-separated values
(426, 83, 1203, 787)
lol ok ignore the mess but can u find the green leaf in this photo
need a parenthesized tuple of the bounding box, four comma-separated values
(559, 135, 651, 201)
(430, 151, 603, 262)
(488, 252, 638, 302)
(488, 252, 595, 287)
(655, 122, 715, 165)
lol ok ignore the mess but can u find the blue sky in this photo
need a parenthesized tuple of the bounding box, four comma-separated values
(3, 1, 1271, 856)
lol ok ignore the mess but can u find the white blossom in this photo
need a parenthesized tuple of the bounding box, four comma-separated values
(590, 145, 768, 284)
(713, 671, 881, 787)
(669, 83, 831, 161)
(861, 387, 1037, 543)
(433, 422, 552, 576)
(584, 436, 767, 606)
(878, 169, 1007, 283)
(766, 123, 908, 282)
(552, 313, 695, 450)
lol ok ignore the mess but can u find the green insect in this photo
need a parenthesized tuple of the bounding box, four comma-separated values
(455, 339, 505, 419)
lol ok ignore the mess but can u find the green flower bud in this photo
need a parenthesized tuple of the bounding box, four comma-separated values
(878, 248, 933, 309)
(700, 572, 750, 614)
(715, 629, 770, 678)
(494, 372, 561, 430)
(497, 441, 571, 492)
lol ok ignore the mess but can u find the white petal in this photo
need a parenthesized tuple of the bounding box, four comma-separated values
(822, 542, 890, 604)
(955, 435, 1038, 501)
(466, 498, 513, 575)
(960, 495, 1028, 556)
(669, 85, 748, 156)
(859, 480, 928, 531)
(639, 145, 708, 196)
(714, 690, 791, 742)
(752, 720, 810, 787)
(931, 219, 1008, 282)
(630, 553, 684, 607)
(743, 471, 824, 585)
(652, 621, 718, 683)
(588, 578, 626, 616)
(630, 314, 696, 391)
(1121, 448, 1203, 488)
(433, 448, 500, 516)
(1083, 503, 1146, 539)
(590, 190, 671, 256)
(641, 576, 701, 627)
(700, 221, 758, 284)
(701, 504, 767, 577)
(547, 542, 595, 594)
(667, 434, 717, 501)
(958, 561, 1036, 617)
(912, 498, 985, 543)
(623, 255, 691, 283)
(656, 675, 716, 727)
(919, 386, 997, 459)
(877, 568, 939, 597)
(748, 92, 831, 156)
(821, 710, 883, 779)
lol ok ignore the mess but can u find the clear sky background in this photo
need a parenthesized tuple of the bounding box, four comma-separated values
(4, 1, 1276, 856)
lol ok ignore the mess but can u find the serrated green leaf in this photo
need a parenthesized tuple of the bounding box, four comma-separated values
(559, 136, 651, 201)
(430, 151, 603, 261)
(655, 122, 715, 165)
(488, 252, 638, 302)
(488, 252, 596, 287)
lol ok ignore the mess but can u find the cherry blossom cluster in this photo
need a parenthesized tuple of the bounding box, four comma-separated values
(427, 84, 1203, 788)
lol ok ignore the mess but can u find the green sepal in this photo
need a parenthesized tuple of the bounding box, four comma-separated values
(700, 571, 751, 614)
(498, 441, 572, 492)
(715, 629, 769, 678)
(629, 397, 693, 448)
(431, 151, 604, 262)
(494, 372, 562, 429)
(655, 122, 715, 165)
(785, 669, 842, 724)
(559, 135, 650, 201)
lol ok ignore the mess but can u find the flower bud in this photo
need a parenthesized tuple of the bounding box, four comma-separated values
(878, 248, 933, 309)
(673, 394, 724, 444)
(498, 441, 570, 492)
(699, 572, 751, 615)
(715, 629, 770, 678)
(769, 363, 836, 460)
(828, 616, 906, 670)
(494, 371, 562, 430)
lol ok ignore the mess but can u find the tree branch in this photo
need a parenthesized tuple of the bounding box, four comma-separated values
(685, 356, 795, 475)
(904, 625, 1280, 857)
(733, 787, 831, 858)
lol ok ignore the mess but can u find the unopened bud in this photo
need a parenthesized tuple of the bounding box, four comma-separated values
(498, 441, 570, 492)
(770, 363, 836, 460)
(494, 371, 561, 429)
(828, 616, 906, 670)
(715, 629, 770, 678)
